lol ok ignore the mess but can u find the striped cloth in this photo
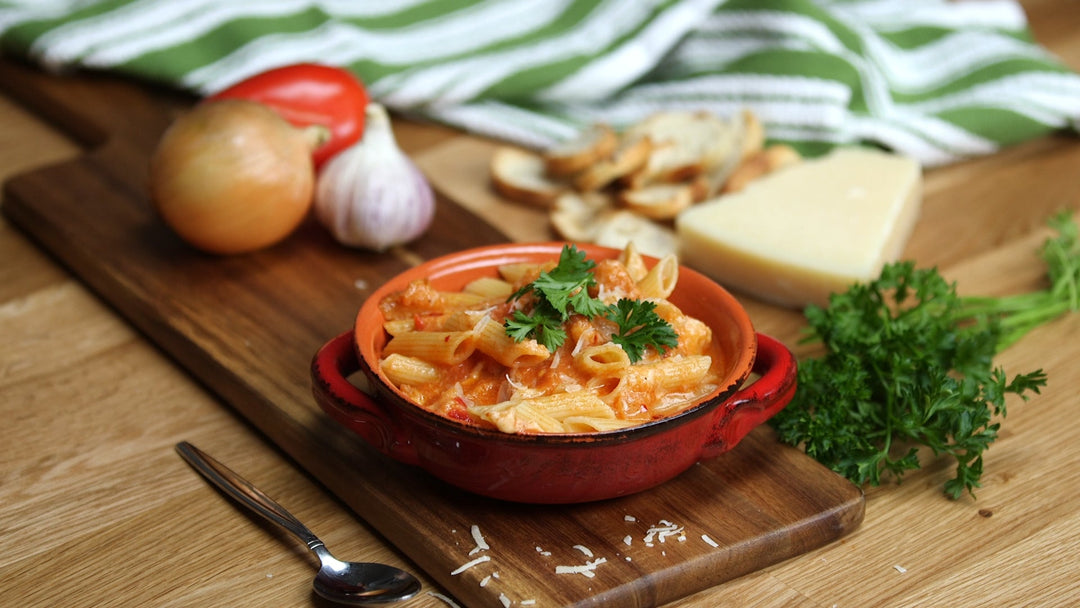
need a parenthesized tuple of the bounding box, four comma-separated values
(2, 0, 1078, 166)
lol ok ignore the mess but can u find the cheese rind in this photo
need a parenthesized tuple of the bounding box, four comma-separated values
(675, 147, 922, 308)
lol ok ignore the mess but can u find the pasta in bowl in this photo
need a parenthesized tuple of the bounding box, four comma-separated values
(312, 242, 797, 504)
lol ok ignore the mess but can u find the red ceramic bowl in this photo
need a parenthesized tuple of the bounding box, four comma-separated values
(311, 242, 796, 504)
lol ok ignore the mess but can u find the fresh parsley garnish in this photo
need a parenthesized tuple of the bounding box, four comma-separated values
(770, 211, 1078, 500)
(605, 298, 679, 363)
(508, 244, 610, 320)
(504, 245, 678, 361)
(505, 299, 567, 353)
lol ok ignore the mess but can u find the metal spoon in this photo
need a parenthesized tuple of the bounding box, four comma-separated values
(176, 441, 421, 605)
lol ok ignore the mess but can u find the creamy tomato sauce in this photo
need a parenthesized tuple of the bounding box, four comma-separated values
(377, 250, 724, 434)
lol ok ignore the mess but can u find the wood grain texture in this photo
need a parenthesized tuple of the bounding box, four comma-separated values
(0, 59, 862, 607)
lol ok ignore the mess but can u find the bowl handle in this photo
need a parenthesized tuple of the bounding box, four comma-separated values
(701, 333, 797, 459)
(310, 331, 419, 466)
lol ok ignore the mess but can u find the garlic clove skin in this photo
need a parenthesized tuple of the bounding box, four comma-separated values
(315, 103, 435, 251)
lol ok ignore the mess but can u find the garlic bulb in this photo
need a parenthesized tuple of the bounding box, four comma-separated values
(314, 103, 435, 251)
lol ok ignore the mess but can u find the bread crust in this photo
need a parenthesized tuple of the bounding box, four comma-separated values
(490, 146, 566, 207)
(543, 123, 618, 177)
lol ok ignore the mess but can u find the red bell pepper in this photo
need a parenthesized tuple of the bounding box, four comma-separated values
(209, 63, 369, 168)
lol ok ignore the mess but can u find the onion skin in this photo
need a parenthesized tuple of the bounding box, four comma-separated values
(148, 99, 323, 255)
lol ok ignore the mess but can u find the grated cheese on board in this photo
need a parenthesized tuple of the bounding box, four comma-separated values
(573, 544, 594, 558)
(469, 524, 489, 555)
(555, 557, 608, 578)
(450, 554, 491, 575)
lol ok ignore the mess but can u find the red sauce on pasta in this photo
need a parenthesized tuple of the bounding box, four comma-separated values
(377, 249, 723, 434)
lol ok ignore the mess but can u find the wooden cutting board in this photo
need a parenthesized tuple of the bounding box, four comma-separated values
(0, 60, 863, 608)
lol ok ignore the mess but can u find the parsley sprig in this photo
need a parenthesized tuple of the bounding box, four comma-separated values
(606, 298, 679, 363)
(771, 211, 1078, 499)
(504, 245, 677, 362)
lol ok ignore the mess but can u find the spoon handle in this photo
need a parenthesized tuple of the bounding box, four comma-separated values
(176, 441, 320, 549)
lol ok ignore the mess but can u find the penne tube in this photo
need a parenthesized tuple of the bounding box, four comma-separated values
(382, 318, 414, 336)
(519, 391, 613, 421)
(381, 353, 440, 385)
(562, 416, 639, 433)
(636, 253, 679, 299)
(470, 401, 566, 434)
(390, 310, 482, 333)
(574, 344, 630, 376)
(463, 276, 515, 299)
(618, 242, 649, 283)
(497, 261, 549, 286)
(383, 330, 476, 365)
(473, 315, 549, 366)
(648, 386, 717, 416)
(641, 355, 714, 391)
(438, 290, 500, 311)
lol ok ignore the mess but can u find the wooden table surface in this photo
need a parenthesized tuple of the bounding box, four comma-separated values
(2, 2, 1079, 606)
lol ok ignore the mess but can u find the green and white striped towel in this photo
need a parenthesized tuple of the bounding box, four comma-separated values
(2, 0, 1078, 166)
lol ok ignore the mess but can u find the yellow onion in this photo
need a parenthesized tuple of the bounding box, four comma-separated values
(148, 99, 326, 254)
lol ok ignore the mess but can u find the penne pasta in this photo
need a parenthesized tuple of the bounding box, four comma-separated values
(470, 391, 612, 432)
(376, 244, 725, 434)
(497, 262, 545, 286)
(381, 353, 441, 385)
(618, 241, 649, 283)
(383, 330, 476, 365)
(379, 279, 500, 320)
(635, 355, 713, 391)
(463, 276, 515, 299)
(439, 290, 501, 311)
(382, 318, 414, 336)
(636, 253, 679, 299)
(562, 416, 638, 433)
(524, 391, 614, 420)
(574, 344, 630, 376)
(471, 401, 566, 434)
(473, 315, 550, 367)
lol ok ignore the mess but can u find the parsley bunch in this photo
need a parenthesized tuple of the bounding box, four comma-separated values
(771, 211, 1077, 499)
(504, 245, 678, 363)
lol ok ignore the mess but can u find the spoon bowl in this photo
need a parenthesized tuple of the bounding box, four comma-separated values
(176, 441, 421, 605)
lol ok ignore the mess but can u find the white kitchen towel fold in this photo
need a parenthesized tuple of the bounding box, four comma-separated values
(2, 0, 1077, 166)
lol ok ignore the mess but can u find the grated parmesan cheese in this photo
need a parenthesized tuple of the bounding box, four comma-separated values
(624, 515, 637, 522)
(468, 524, 489, 555)
(555, 557, 608, 578)
(450, 554, 491, 575)
(894, 565, 907, 574)
(504, 373, 528, 393)
(452, 382, 474, 408)
(570, 330, 590, 357)
(499, 592, 511, 607)
(644, 519, 684, 544)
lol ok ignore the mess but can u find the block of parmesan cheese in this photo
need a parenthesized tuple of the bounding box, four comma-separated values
(675, 146, 922, 308)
